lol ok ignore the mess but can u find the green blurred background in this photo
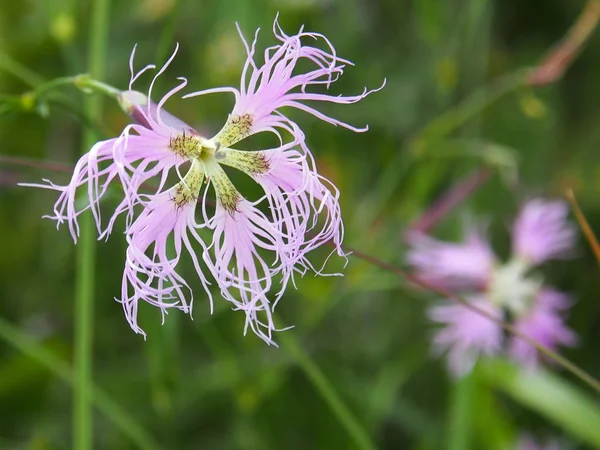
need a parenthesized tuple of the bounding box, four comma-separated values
(2, 0, 600, 449)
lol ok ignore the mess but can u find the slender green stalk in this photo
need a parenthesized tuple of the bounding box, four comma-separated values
(154, 0, 181, 65)
(74, 74, 120, 98)
(0, 52, 45, 87)
(412, 69, 530, 147)
(280, 332, 376, 450)
(0, 317, 159, 450)
(0, 74, 118, 119)
(74, 0, 110, 448)
(30, 76, 77, 96)
(74, 215, 96, 450)
(447, 372, 474, 450)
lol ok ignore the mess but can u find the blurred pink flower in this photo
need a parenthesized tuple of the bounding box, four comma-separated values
(513, 199, 575, 264)
(509, 288, 578, 369)
(429, 297, 503, 376)
(516, 434, 564, 450)
(26, 18, 383, 343)
(407, 198, 577, 376)
(406, 230, 495, 290)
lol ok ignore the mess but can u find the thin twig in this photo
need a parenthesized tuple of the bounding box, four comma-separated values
(529, 0, 600, 86)
(0, 155, 72, 173)
(408, 168, 492, 234)
(566, 189, 600, 265)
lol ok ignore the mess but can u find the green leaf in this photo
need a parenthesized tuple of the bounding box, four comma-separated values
(481, 359, 600, 447)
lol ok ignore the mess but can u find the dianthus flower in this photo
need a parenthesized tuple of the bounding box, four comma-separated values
(407, 199, 577, 376)
(516, 434, 564, 450)
(25, 18, 384, 343)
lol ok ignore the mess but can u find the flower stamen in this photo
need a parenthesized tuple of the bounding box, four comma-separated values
(219, 148, 270, 174)
(169, 131, 203, 158)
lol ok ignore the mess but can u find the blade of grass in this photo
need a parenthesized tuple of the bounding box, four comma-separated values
(279, 331, 375, 450)
(0, 317, 159, 450)
(471, 375, 514, 450)
(448, 372, 474, 450)
(481, 360, 600, 447)
(0, 52, 45, 87)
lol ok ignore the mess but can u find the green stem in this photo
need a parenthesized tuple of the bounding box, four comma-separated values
(280, 332, 376, 450)
(20, 76, 77, 111)
(74, 0, 110, 448)
(448, 373, 474, 450)
(74, 216, 96, 450)
(2, 75, 119, 117)
(0, 52, 45, 87)
(74, 74, 120, 98)
(412, 69, 531, 149)
(31, 76, 77, 97)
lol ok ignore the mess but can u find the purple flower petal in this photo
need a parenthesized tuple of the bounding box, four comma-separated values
(428, 297, 503, 376)
(516, 434, 564, 450)
(508, 288, 577, 369)
(407, 230, 495, 290)
(120, 189, 212, 337)
(183, 16, 384, 147)
(512, 199, 575, 265)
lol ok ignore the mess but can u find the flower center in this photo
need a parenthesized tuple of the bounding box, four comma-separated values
(169, 132, 204, 158)
(167, 126, 268, 213)
(488, 258, 541, 315)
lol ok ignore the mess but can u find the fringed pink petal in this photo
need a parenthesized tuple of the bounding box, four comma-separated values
(119, 191, 212, 337)
(204, 200, 287, 345)
(512, 199, 576, 265)
(184, 16, 384, 144)
(428, 297, 503, 377)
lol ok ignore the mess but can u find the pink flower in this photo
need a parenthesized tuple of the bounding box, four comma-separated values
(406, 230, 495, 290)
(509, 288, 578, 368)
(26, 19, 382, 343)
(407, 197, 577, 375)
(513, 199, 575, 265)
(428, 297, 503, 376)
(516, 434, 564, 450)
